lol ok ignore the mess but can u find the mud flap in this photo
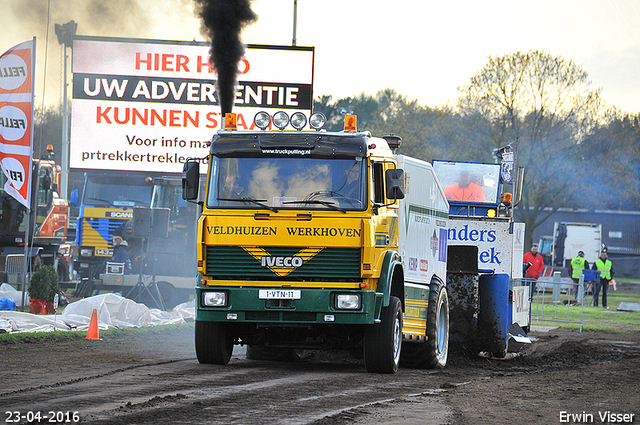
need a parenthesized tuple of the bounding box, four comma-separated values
(374, 250, 402, 320)
(446, 246, 479, 353)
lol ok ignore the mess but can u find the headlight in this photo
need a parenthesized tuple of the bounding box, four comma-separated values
(272, 111, 289, 130)
(80, 248, 93, 257)
(335, 294, 361, 310)
(202, 291, 227, 307)
(290, 112, 307, 131)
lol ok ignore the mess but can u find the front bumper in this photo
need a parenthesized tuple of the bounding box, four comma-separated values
(196, 286, 381, 325)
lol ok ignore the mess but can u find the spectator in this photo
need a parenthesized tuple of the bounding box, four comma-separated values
(111, 236, 132, 273)
(569, 251, 589, 304)
(592, 251, 613, 309)
(523, 244, 545, 294)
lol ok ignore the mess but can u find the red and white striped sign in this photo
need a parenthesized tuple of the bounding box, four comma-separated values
(0, 39, 35, 210)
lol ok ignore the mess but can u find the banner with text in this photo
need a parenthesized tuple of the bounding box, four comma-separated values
(0, 39, 34, 209)
(71, 37, 314, 173)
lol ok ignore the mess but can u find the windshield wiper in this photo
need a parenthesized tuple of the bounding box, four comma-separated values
(217, 197, 279, 212)
(86, 197, 112, 204)
(282, 199, 346, 213)
(123, 198, 148, 205)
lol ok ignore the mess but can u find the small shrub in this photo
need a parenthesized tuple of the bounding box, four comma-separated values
(28, 265, 60, 302)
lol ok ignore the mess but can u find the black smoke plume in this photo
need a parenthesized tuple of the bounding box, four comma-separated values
(194, 0, 257, 117)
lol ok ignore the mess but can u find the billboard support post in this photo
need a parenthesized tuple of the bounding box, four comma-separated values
(292, 0, 298, 47)
(55, 20, 77, 199)
(61, 44, 69, 199)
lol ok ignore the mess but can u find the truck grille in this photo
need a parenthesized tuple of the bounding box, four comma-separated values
(206, 246, 361, 282)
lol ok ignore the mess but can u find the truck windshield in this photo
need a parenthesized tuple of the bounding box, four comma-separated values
(152, 183, 185, 210)
(433, 161, 501, 204)
(207, 157, 366, 210)
(538, 237, 553, 256)
(83, 175, 152, 207)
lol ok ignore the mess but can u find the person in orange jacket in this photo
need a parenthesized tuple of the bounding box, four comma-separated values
(443, 171, 486, 202)
(523, 244, 545, 295)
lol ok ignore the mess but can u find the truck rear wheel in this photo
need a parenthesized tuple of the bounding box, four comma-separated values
(364, 296, 402, 373)
(424, 283, 449, 368)
(401, 283, 449, 369)
(195, 320, 233, 365)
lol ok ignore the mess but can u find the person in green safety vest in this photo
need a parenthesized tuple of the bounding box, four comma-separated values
(569, 251, 589, 304)
(591, 251, 614, 308)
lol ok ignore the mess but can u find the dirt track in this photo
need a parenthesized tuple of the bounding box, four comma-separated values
(2, 321, 639, 424)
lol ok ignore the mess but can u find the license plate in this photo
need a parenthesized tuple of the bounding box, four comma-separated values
(259, 289, 301, 300)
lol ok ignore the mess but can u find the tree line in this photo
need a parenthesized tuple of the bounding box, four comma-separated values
(314, 50, 640, 247)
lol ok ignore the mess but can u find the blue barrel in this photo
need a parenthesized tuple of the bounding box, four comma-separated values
(478, 273, 510, 356)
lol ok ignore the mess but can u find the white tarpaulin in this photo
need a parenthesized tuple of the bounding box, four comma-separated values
(0, 293, 195, 334)
(0, 283, 28, 306)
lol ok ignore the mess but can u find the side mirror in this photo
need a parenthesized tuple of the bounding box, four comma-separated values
(182, 161, 200, 201)
(385, 168, 405, 200)
(70, 188, 79, 208)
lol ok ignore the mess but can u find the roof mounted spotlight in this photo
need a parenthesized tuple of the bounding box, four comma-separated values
(253, 111, 271, 130)
(309, 112, 327, 131)
(290, 112, 307, 131)
(272, 111, 289, 130)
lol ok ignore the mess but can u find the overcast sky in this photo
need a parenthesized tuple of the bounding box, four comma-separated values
(3, 0, 640, 113)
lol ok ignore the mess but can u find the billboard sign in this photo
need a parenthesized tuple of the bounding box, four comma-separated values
(448, 218, 525, 278)
(70, 36, 314, 173)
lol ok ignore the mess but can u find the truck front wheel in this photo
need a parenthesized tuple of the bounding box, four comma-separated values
(195, 320, 233, 365)
(364, 296, 402, 373)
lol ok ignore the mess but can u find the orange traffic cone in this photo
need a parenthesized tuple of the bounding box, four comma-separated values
(86, 308, 101, 341)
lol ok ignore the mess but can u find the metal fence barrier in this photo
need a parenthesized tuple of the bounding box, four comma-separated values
(530, 272, 587, 332)
(4, 254, 26, 284)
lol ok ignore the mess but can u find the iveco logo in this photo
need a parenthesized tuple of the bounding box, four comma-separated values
(261, 256, 303, 268)
(244, 247, 323, 277)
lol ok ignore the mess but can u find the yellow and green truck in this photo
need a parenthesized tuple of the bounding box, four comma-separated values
(182, 112, 450, 373)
